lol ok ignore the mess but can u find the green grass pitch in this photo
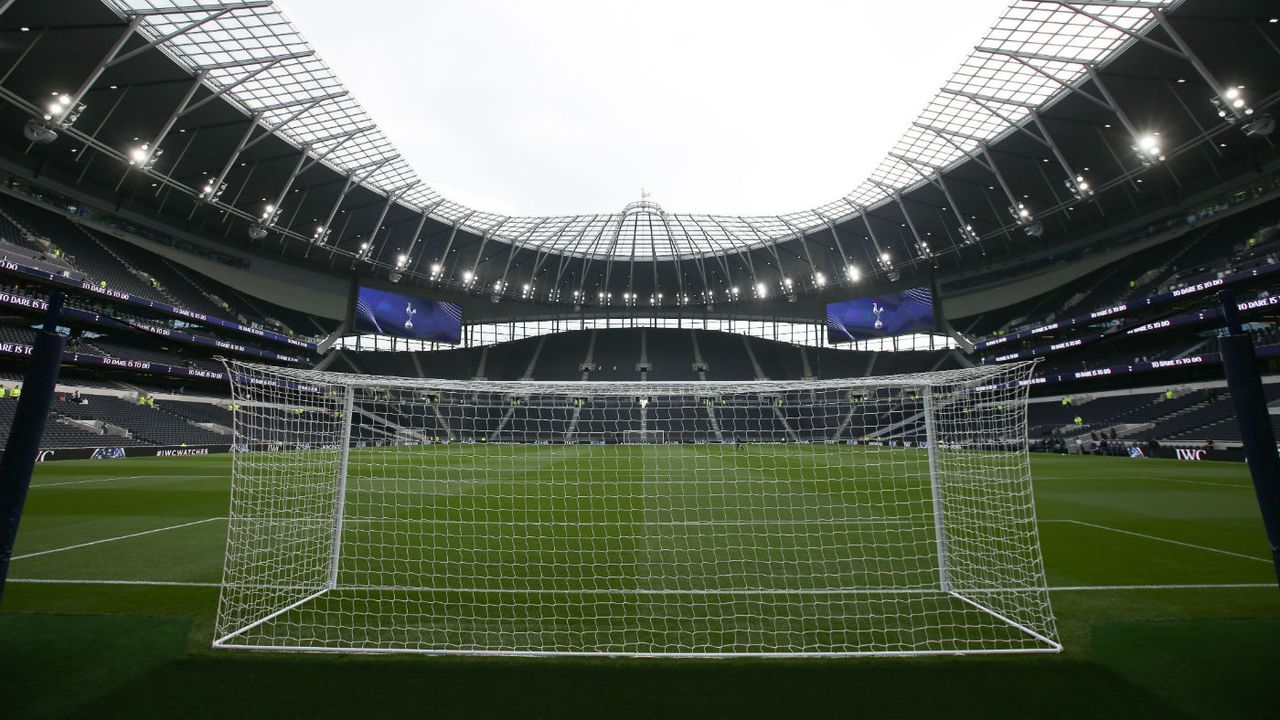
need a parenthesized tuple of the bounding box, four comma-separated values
(1, 451, 1277, 718)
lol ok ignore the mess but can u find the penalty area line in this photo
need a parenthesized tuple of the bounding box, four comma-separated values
(1047, 519, 1271, 563)
(29, 474, 226, 488)
(10, 517, 226, 560)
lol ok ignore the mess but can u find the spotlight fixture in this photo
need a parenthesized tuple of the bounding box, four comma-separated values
(1212, 87, 1251, 120)
(1008, 203, 1043, 237)
(846, 264, 861, 282)
(247, 203, 279, 240)
(755, 282, 768, 299)
(1132, 134, 1165, 166)
(958, 224, 980, 245)
(127, 140, 163, 170)
(1213, 87, 1275, 137)
(24, 92, 86, 144)
(199, 180, 227, 201)
(312, 225, 331, 244)
(814, 271, 826, 287)
(1065, 174, 1093, 200)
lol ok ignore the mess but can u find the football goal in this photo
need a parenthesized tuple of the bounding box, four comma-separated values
(213, 360, 1058, 656)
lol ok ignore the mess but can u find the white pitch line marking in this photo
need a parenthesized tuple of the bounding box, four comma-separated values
(10, 517, 226, 560)
(7, 578, 221, 588)
(29, 474, 225, 488)
(29, 475, 147, 488)
(1048, 519, 1271, 563)
(1035, 474, 1252, 490)
(3, 579, 1273, 592)
(1134, 475, 1253, 490)
(1048, 583, 1274, 591)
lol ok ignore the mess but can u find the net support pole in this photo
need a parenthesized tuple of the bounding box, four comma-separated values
(1217, 290, 1280, 586)
(327, 384, 355, 589)
(922, 385, 951, 592)
(0, 293, 65, 604)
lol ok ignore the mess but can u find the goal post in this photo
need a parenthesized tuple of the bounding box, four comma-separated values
(213, 360, 1058, 656)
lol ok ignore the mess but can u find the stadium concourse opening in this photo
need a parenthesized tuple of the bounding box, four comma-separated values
(0, 0, 1278, 717)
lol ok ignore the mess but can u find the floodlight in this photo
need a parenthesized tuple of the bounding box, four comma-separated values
(846, 265, 861, 281)
(755, 282, 767, 299)
(1066, 174, 1093, 200)
(199, 180, 227, 201)
(1211, 87, 1273, 137)
(1132, 134, 1165, 166)
(29, 92, 85, 143)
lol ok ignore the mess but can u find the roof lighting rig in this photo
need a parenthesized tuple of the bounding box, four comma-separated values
(1131, 134, 1165, 168)
(126, 139, 162, 171)
(198, 179, 228, 202)
(1008, 202, 1043, 238)
(1213, 87, 1274, 138)
(1065, 174, 1093, 201)
(25, 92, 86, 144)
(248, 203, 280, 240)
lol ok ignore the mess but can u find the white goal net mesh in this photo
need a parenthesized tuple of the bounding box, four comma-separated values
(213, 360, 1057, 656)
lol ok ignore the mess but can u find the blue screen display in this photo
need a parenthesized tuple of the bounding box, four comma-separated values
(826, 287, 935, 343)
(353, 286, 462, 344)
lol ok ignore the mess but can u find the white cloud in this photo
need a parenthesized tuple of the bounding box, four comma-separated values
(279, 0, 1011, 217)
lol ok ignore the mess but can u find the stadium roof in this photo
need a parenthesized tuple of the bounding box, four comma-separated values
(1, 0, 1277, 310)
(102, 0, 1178, 259)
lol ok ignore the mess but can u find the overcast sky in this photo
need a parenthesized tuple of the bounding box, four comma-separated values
(278, 0, 1012, 217)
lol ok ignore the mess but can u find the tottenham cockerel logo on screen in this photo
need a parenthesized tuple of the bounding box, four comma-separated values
(826, 287, 935, 343)
(353, 285, 462, 344)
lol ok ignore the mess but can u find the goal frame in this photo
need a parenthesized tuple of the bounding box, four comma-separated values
(213, 361, 1060, 657)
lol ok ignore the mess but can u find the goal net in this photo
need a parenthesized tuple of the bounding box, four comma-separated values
(213, 360, 1058, 656)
